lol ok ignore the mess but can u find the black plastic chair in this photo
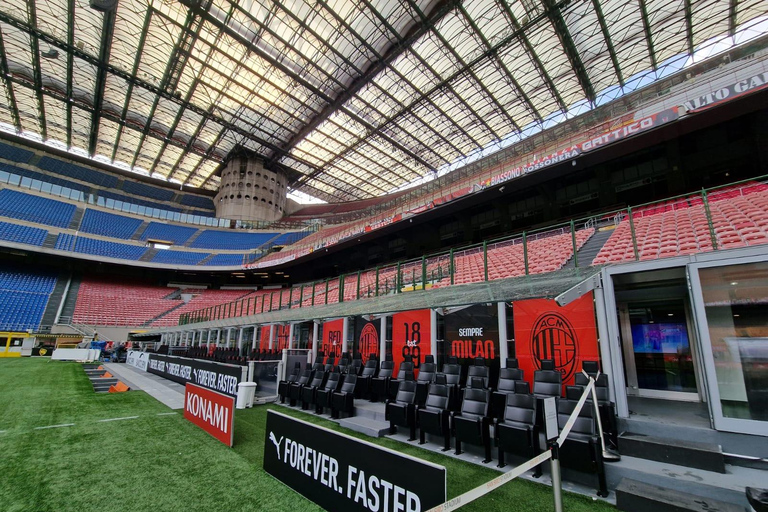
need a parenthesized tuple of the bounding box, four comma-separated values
(355, 356, 378, 398)
(278, 362, 301, 403)
(441, 362, 462, 410)
(417, 375, 451, 451)
(467, 357, 489, 389)
(300, 370, 325, 410)
(574, 372, 618, 448)
(370, 360, 394, 402)
(287, 369, 311, 406)
(389, 360, 415, 397)
(506, 358, 519, 369)
(386, 378, 418, 440)
(557, 398, 608, 497)
(315, 372, 342, 414)
(533, 359, 562, 398)
(415, 362, 437, 407)
(331, 374, 357, 419)
(452, 377, 492, 463)
(491, 367, 524, 419)
(495, 393, 541, 474)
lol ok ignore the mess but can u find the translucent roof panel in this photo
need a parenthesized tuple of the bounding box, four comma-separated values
(0, 0, 765, 200)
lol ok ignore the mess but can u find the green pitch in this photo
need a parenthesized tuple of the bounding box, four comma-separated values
(0, 358, 616, 512)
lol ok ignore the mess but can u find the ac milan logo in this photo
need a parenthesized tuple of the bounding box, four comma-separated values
(530, 312, 578, 382)
(359, 323, 379, 360)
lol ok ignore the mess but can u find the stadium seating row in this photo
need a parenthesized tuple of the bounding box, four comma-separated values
(0, 265, 57, 331)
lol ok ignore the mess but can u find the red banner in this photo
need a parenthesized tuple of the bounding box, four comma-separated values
(392, 309, 432, 375)
(275, 325, 290, 351)
(183, 383, 235, 447)
(322, 319, 344, 358)
(259, 325, 272, 349)
(513, 294, 599, 393)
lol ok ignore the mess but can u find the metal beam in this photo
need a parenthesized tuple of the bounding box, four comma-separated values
(590, 0, 625, 87)
(638, 0, 658, 70)
(88, 9, 116, 156)
(176, 0, 437, 177)
(729, 0, 739, 36)
(66, 0, 74, 148)
(0, 27, 21, 132)
(110, 7, 151, 163)
(266, 0, 461, 167)
(0, 10, 307, 174)
(542, 0, 596, 103)
(457, 3, 538, 125)
(26, 0, 46, 140)
(496, 0, 566, 114)
(684, 0, 695, 57)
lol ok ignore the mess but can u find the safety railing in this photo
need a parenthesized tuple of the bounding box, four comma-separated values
(178, 176, 768, 326)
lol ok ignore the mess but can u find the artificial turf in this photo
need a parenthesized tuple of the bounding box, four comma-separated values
(0, 358, 617, 512)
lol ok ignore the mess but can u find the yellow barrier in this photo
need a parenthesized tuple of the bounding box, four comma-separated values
(0, 332, 29, 358)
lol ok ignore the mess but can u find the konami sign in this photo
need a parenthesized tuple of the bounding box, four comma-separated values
(183, 383, 235, 447)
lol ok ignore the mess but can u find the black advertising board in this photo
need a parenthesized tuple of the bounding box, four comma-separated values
(146, 354, 244, 397)
(443, 304, 499, 362)
(264, 410, 445, 512)
(353, 316, 380, 361)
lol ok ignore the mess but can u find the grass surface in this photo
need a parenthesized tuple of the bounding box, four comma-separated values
(0, 358, 617, 512)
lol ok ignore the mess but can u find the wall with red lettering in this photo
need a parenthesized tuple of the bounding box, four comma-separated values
(392, 309, 431, 375)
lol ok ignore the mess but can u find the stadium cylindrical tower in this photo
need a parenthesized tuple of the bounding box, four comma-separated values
(214, 157, 287, 222)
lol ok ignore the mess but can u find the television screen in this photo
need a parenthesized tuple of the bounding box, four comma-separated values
(630, 323, 689, 354)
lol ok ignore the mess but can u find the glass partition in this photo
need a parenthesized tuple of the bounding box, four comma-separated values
(690, 257, 768, 435)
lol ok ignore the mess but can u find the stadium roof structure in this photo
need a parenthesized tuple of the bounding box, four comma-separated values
(0, 0, 765, 202)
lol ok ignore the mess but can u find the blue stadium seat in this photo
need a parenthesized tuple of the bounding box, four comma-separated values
(204, 253, 245, 266)
(37, 156, 118, 188)
(69, 236, 147, 260)
(140, 222, 197, 245)
(270, 231, 312, 246)
(98, 190, 183, 213)
(121, 180, 175, 201)
(0, 163, 90, 194)
(0, 221, 48, 246)
(80, 209, 143, 239)
(0, 141, 34, 163)
(180, 194, 215, 210)
(0, 265, 57, 331)
(0, 189, 76, 228)
(190, 230, 276, 250)
(151, 250, 209, 265)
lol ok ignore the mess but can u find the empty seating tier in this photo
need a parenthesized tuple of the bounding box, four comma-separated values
(121, 180, 175, 201)
(55, 234, 146, 260)
(37, 156, 119, 188)
(72, 277, 180, 326)
(190, 230, 277, 250)
(204, 254, 245, 266)
(0, 221, 47, 246)
(0, 265, 57, 331)
(80, 209, 143, 239)
(0, 189, 76, 228)
(140, 222, 198, 244)
(151, 250, 209, 265)
(593, 185, 768, 265)
(0, 141, 34, 163)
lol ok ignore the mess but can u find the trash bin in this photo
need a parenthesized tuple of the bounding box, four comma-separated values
(236, 382, 258, 409)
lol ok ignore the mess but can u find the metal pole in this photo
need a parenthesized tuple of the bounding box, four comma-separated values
(339, 274, 345, 303)
(483, 241, 488, 281)
(422, 256, 427, 290)
(523, 231, 529, 275)
(396, 261, 401, 293)
(325, 278, 329, 304)
(449, 248, 455, 285)
(375, 266, 379, 297)
(627, 206, 639, 261)
(356, 271, 361, 300)
(550, 442, 563, 512)
(702, 189, 719, 250)
(570, 219, 579, 268)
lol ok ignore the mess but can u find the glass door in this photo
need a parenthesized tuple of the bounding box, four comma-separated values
(688, 257, 768, 436)
(619, 300, 700, 400)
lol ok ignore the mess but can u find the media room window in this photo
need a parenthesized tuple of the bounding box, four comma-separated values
(699, 261, 768, 422)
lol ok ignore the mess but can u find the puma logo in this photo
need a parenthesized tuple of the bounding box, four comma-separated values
(269, 431, 284, 456)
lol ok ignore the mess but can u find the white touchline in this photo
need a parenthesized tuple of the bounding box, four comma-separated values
(156, 412, 177, 416)
(34, 423, 75, 430)
(98, 416, 140, 423)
